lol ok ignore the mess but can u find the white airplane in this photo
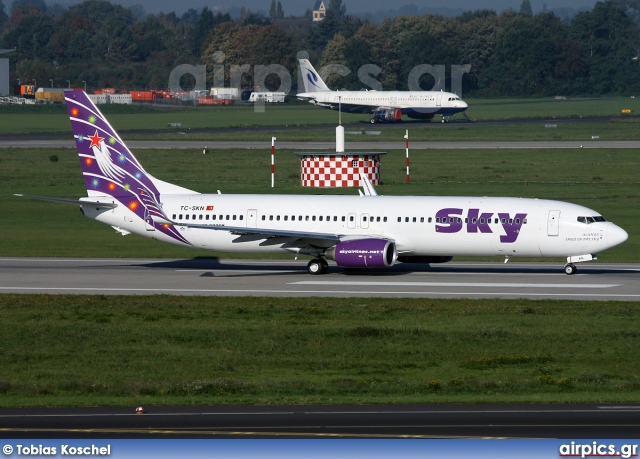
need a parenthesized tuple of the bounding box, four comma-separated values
(17, 90, 627, 275)
(297, 58, 469, 124)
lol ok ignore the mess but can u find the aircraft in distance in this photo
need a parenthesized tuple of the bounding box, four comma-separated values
(17, 90, 627, 275)
(297, 59, 469, 124)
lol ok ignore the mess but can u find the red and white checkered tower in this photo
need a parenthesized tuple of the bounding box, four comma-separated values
(296, 110, 385, 188)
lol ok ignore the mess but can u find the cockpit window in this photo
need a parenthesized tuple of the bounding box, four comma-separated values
(577, 216, 607, 224)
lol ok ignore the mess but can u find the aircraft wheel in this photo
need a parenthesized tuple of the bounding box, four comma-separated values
(320, 259, 329, 274)
(308, 259, 323, 275)
(370, 118, 377, 124)
(564, 263, 577, 275)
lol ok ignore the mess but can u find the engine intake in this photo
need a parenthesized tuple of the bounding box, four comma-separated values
(326, 239, 397, 268)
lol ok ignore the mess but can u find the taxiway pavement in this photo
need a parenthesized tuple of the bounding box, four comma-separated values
(0, 258, 638, 300)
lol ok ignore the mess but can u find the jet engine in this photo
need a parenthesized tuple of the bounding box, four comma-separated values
(372, 108, 402, 123)
(325, 239, 397, 268)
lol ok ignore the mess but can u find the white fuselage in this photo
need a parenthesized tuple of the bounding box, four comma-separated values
(297, 89, 468, 116)
(83, 193, 627, 260)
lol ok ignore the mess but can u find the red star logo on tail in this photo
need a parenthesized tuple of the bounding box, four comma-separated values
(89, 130, 103, 148)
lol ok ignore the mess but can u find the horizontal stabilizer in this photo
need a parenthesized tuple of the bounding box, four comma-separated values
(14, 194, 117, 209)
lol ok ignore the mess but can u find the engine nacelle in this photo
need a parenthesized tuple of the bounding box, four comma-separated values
(407, 112, 435, 120)
(326, 239, 397, 268)
(397, 255, 453, 264)
(373, 108, 402, 122)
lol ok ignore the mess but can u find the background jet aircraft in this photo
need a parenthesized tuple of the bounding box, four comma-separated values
(297, 59, 469, 123)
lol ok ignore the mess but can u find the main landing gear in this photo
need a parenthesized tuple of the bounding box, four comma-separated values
(564, 263, 577, 275)
(307, 258, 329, 275)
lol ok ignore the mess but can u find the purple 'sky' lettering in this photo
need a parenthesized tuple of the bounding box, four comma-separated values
(435, 208, 527, 243)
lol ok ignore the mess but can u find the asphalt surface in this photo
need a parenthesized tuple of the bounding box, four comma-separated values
(3, 139, 640, 150)
(1, 404, 639, 439)
(0, 258, 638, 300)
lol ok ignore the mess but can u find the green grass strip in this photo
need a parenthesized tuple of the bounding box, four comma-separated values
(1, 295, 639, 407)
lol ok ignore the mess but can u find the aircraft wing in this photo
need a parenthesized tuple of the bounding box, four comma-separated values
(151, 214, 390, 247)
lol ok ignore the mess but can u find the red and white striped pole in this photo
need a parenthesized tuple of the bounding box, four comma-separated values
(404, 130, 410, 184)
(271, 137, 276, 187)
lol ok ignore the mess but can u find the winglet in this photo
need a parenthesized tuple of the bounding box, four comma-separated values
(359, 174, 378, 196)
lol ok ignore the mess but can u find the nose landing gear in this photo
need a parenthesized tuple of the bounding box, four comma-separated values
(564, 263, 577, 275)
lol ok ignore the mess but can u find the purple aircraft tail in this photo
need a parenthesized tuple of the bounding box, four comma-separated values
(64, 90, 195, 239)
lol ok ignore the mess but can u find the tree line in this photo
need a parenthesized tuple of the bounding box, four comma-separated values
(1, 0, 639, 97)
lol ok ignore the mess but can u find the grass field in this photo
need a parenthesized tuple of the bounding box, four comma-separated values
(1, 295, 639, 407)
(1, 96, 640, 141)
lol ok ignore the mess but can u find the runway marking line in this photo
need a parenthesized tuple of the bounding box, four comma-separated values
(292, 281, 618, 289)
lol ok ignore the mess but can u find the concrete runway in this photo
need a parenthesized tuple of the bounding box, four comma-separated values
(1, 258, 638, 300)
(1, 404, 639, 438)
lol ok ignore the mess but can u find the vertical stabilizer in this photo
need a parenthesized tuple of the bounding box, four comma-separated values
(64, 90, 195, 242)
(298, 59, 330, 93)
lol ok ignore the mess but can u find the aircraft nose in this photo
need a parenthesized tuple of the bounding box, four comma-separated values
(608, 224, 628, 248)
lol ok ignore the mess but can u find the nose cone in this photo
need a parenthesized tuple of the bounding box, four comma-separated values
(461, 100, 468, 109)
(608, 224, 629, 249)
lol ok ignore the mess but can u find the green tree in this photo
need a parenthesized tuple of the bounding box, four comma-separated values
(570, 0, 640, 93)
(519, 0, 533, 16)
(269, 0, 276, 20)
(276, 1, 284, 19)
(10, 0, 45, 12)
(0, 0, 7, 28)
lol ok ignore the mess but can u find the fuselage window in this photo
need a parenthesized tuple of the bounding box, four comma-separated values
(284, 216, 288, 221)
(412, 217, 416, 223)
(233, 215, 237, 221)
(495, 218, 499, 224)
(515, 218, 520, 224)
(226, 215, 230, 220)
(192, 214, 196, 220)
(349, 216, 354, 222)
(334, 216, 338, 221)
(185, 215, 189, 220)
(509, 218, 513, 224)
(269, 215, 273, 221)
(480, 218, 484, 223)
(428, 217, 432, 223)
(384, 217, 387, 222)
(261, 215, 265, 221)
(398, 217, 401, 223)
(405, 217, 410, 222)
(436, 217, 440, 223)
(420, 217, 424, 223)
(449, 217, 454, 223)
(577, 216, 587, 224)
(199, 215, 203, 220)
(299, 216, 303, 221)
(172, 214, 176, 219)
(276, 216, 280, 221)
(319, 216, 323, 221)
(312, 216, 316, 221)
(501, 218, 506, 224)
(178, 214, 182, 220)
(306, 216, 309, 221)
(342, 216, 346, 222)
(457, 218, 462, 223)
(206, 215, 210, 220)
(523, 218, 528, 224)
(363, 216, 367, 222)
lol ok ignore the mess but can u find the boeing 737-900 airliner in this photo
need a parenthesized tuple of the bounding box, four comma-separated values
(17, 90, 627, 275)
